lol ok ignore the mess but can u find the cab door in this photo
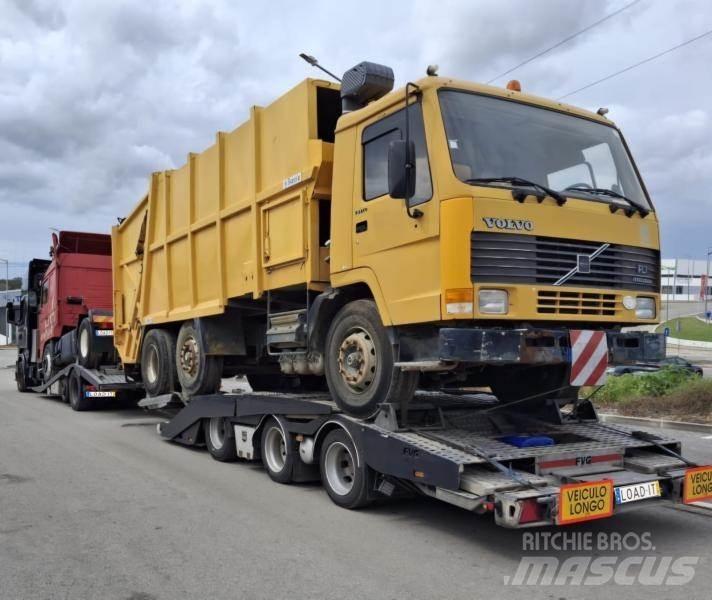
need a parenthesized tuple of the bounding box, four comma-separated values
(352, 102, 440, 325)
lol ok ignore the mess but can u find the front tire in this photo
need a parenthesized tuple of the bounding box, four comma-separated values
(176, 321, 223, 397)
(15, 356, 30, 392)
(319, 428, 370, 509)
(205, 417, 238, 462)
(324, 300, 417, 418)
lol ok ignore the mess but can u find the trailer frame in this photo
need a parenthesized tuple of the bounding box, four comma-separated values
(156, 389, 696, 528)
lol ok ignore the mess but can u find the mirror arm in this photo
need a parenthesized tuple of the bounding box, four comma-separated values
(404, 82, 423, 219)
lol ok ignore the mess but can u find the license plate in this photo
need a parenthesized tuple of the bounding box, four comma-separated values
(95, 329, 114, 337)
(684, 466, 712, 504)
(558, 480, 614, 525)
(85, 390, 116, 398)
(615, 481, 661, 504)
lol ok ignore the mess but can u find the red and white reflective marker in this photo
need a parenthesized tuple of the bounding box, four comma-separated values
(570, 330, 608, 386)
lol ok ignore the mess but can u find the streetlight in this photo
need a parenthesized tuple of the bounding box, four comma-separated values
(705, 247, 712, 323)
(0, 258, 7, 304)
(0, 258, 7, 345)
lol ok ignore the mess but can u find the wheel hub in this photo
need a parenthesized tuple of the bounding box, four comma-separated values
(337, 330, 376, 393)
(179, 336, 199, 377)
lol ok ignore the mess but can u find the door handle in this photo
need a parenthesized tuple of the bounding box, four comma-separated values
(355, 220, 368, 233)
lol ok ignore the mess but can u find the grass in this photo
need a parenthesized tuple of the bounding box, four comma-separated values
(588, 367, 712, 423)
(656, 316, 712, 342)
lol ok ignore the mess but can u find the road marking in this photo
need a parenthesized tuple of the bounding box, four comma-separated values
(701, 435, 712, 440)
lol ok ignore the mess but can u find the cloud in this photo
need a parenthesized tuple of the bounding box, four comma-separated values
(0, 0, 711, 264)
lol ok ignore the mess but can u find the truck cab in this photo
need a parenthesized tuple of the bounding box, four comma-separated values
(9, 231, 114, 391)
(324, 66, 662, 415)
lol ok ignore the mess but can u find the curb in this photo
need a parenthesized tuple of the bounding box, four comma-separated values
(599, 413, 712, 434)
(665, 336, 712, 349)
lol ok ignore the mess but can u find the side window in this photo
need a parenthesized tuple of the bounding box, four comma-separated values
(40, 282, 49, 306)
(362, 103, 432, 205)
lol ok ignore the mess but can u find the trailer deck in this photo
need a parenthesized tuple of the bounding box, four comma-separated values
(155, 388, 701, 528)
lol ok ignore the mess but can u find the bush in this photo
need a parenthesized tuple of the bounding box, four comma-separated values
(613, 378, 712, 423)
(594, 367, 698, 404)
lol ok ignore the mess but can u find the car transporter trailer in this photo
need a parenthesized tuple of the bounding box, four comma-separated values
(33, 362, 144, 412)
(148, 388, 710, 529)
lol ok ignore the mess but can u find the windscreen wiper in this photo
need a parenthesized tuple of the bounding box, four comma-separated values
(565, 185, 649, 217)
(465, 177, 566, 206)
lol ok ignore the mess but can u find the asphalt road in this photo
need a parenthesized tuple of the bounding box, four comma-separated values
(2, 348, 712, 600)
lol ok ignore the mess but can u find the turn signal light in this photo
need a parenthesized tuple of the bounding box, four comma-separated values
(445, 288, 474, 315)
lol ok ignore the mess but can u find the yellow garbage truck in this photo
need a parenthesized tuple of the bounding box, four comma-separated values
(113, 61, 663, 418)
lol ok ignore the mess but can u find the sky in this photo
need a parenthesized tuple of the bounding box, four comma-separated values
(0, 0, 711, 276)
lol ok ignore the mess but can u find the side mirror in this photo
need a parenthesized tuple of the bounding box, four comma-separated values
(388, 139, 416, 200)
(5, 302, 15, 324)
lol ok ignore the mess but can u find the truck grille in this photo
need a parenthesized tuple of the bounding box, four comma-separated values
(537, 291, 618, 316)
(471, 232, 659, 292)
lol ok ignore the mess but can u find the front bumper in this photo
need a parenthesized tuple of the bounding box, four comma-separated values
(438, 327, 666, 365)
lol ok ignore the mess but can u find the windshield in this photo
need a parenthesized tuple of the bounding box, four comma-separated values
(438, 90, 651, 209)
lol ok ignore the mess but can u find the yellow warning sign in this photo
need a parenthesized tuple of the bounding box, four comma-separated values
(558, 480, 614, 525)
(683, 466, 712, 504)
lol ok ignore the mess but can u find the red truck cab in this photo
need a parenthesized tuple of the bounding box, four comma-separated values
(37, 231, 113, 382)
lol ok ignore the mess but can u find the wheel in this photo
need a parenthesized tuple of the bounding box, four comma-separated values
(176, 321, 223, 397)
(77, 319, 101, 369)
(319, 428, 370, 509)
(205, 417, 238, 462)
(68, 370, 91, 411)
(260, 417, 296, 483)
(141, 328, 178, 396)
(15, 355, 30, 392)
(324, 300, 418, 418)
(41, 342, 56, 385)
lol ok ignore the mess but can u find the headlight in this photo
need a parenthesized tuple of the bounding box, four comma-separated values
(478, 289, 508, 314)
(635, 296, 655, 319)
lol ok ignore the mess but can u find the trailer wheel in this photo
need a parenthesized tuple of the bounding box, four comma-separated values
(324, 300, 418, 418)
(68, 370, 91, 411)
(260, 417, 295, 484)
(205, 417, 238, 462)
(319, 428, 370, 509)
(176, 321, 223, 396)
(141, 329, 178, 396)
(77, 319, 101, 369)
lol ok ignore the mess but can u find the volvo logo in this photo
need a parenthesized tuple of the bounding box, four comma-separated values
(554, 243, 610, 286)
(482, 217, 533, 231)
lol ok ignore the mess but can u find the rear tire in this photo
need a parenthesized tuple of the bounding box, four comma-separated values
(324, 300, 418, 418)
(68, 370, 91, 411)
(176, 321, 223, 397)
(77, 319, 101, 369)
(205, 417, 238, 462)
(260, 417, 295, 484)
(319, 428, 370, 509)
(141, 328, 178, 397)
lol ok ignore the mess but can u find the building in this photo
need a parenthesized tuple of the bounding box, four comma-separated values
(661, 258, 711, 302)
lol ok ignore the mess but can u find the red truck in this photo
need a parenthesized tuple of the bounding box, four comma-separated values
(7, 231, 134, 408)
